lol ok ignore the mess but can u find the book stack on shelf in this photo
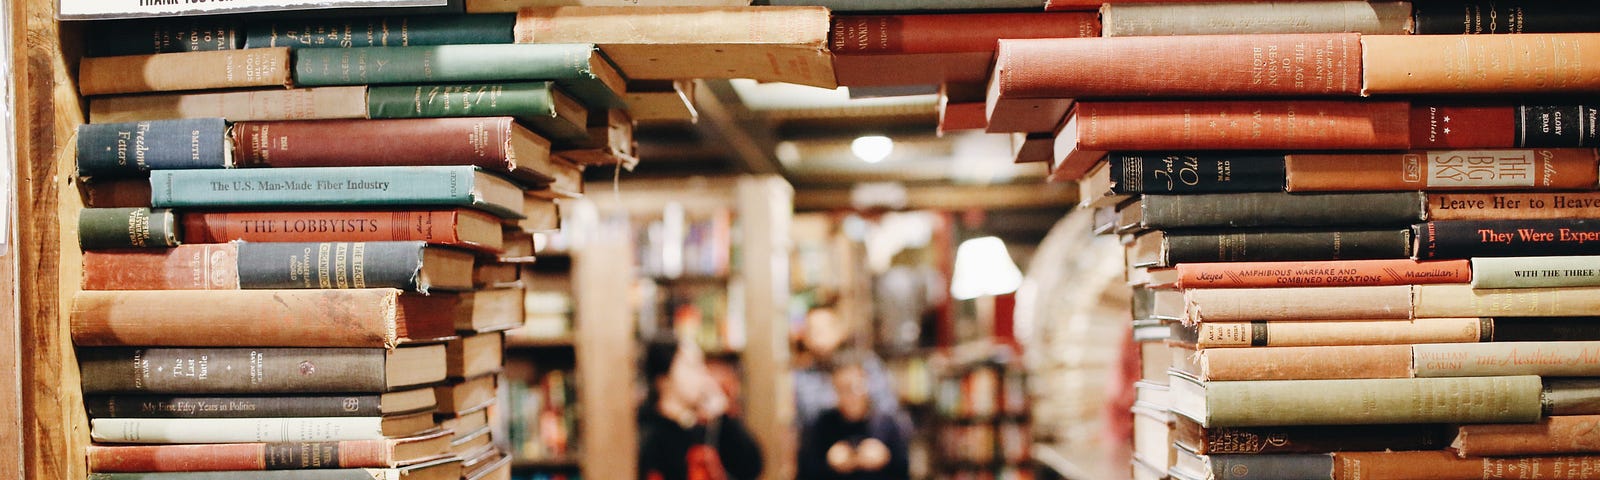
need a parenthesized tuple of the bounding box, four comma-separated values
(1017, 2, 1600, 479)
(933, 353, 1033, 480)
(66, 7, 628, 479)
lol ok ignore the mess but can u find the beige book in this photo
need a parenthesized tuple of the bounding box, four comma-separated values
(80, 48, 292, 96)
(1194, 344, 1414, 381)
(1183, 285, 1412, 324)
(89, 86, 368, 124)
(1101, 1, 1412, 37)
(1170, 373, 1543, 428)
(1415, 284, 1600, 317)
(624, 79, 698, 123)
(1193, 318, 1486, 348)
(1415, 341, 1600, 378)
(512, 6, 835, 88)
(1362, 34, 1600, 95)
(447, 333, 506, 380)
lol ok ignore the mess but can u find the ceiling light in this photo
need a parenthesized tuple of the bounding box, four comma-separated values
(851, 135, 894, 164)
(950, 236, 1023, 300)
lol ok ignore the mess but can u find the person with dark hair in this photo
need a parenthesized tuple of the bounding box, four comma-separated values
(638, 334, 764, 480)
(797, 351, 911, 480)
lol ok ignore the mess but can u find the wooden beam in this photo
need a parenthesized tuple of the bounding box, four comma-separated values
(793, 182, 1079, 212)
(0, 3, 23, 478)
(694, 80, 785, 175)
(17, 0, 86, 478)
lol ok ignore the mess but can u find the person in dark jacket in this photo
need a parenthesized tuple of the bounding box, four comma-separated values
(798, 351, 911, 480)
(638, 334, 764, 480)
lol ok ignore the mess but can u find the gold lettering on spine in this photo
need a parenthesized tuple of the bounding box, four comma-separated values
(334, 242, 349, 289)
(317, 242, 332, 288)
(351, 243, 365, 289)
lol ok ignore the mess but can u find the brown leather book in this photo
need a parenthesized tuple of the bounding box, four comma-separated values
(1454, 414, 1600, 457)
(1335, 450, 1600, 479)
(232, 117, 557, 187)
(1173, 416, 1453, 455)
(181, 209, 505, 254)
(994, 33, 1362, 99)
(79, 48, 291, 96)
(1051, 100, 1411, 181)
(1364, 34, 1600, 95)
(71, 289, 461, 348)
(1285, 148, 1600, 192)
(832, 12, 1098, 87)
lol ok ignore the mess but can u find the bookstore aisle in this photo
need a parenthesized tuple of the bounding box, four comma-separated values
(14, 1, 1600, 480)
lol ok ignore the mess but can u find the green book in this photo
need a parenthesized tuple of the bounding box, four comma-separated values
(367, 82, 589, 146)
(293, 43, 625, 109)
(78, 207, 180, 250)
(244, 14, 514, 49)
(149, 166, 526, 219)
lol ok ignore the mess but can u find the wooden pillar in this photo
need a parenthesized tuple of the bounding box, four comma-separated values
(737, 176, 794, 480)
(573, 206, 640, 480)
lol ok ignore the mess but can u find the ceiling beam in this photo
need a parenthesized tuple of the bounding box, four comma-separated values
(693, 79, 785, 175)
(793, 182, 1078, 212)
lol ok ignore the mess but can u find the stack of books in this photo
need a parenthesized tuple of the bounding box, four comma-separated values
(999, 2, 1600, 479)
(68, 9, 622, 480)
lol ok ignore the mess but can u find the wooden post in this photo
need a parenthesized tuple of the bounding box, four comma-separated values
(573, 210, 640, 480)
(736, 176, 795, 480)
(0, 1, 24, 475)
(15, 0, 88, 478)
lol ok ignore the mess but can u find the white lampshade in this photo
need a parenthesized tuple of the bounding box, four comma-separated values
(950, 236, 1023, 300)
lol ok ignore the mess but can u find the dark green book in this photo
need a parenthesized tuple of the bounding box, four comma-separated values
(1138, 192, 1426, 230)
(1134, 228, 1413, 267)
(79, 346, 445, 395)
(149, 166, 526, 219)
(294, 43, 625, 109)
(79, 207, 180, 250)
(244, 14, 514, 49)
(77, 118, 230, 179)
(86, 19, 241, 57)
(366, 82, 589, 145)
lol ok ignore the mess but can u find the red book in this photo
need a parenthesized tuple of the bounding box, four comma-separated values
(232, 117, 558, 187)
(992, 33, 1362, 99)
(831, 12, 1099, 87)
(939, 101, 988, 133)
(87, 431, 452, 471)
(180, 208, 505, 253)
(1050, 100, 1412, 181)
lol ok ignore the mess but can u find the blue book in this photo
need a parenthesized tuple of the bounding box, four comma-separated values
(150, 166, 526, 219)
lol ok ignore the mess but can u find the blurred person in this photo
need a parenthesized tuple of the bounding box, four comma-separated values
(639, 334, 764, 480)
(798, 351, 911, 480)
(793, 301, 902, 429)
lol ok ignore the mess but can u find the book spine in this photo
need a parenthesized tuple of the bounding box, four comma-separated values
(90, 417, 384, 444)
(1285, 149, 1599, 192)
(88, 86, 371, 124)
(244, 14, 515, 49)
(1193, 424, 1453, 455)
(88, 441, 388, 471)
(1494, 317, 1600, 343)
(1415, 341, 1600, 377)
(295, 43, 595, 87)
(86, 19, 242, 57)
(71, 289, 399, 348)
(1205, 375, 1543, 427)
(1163, 229, 1413, 265)
(1454, 415, 1600, 457)
(1474, 256, 1600, 288)
(366, 83, 556, 120)
(83, 394, 384, 418)
(231, 118, 514, 172)
(82, 244, 241, 290)
(77, 347, 386, 394)
(1075, 100, 1413, 151)
(1428, 192, 1600, 221)
(1176, 259, 1472, 289)
(149, 166, 477, 211)
(829, 12, 1098, 54)
(1109, 153, 1285, 194)
(1413, 1, 1600, 34)
(1361, 34, 1600, 95)
(83, 179, 154, 209)
(1206, 454, 1334, 480)
(1546, 379, 1600, 416)
(1415, 284, 1600, 317)
(1102, 1, 1412, 36)
(79, 48, 292, 96)
(1202, 345, 1414, 381)
(998, 33, 1361, 98)
(1196, 318, 1487, 348)
(235, 242, 424, 291)
(79, 208, 181, 250)
(1185, 285, 1414, 323)
(1409, 103, 1600, 148)
(1334, 450, 1600, 479)
(180, 210, 474, 248)
(77, 118, 230, 179)
(1141, 192, 1425, 229)
(1414, 219, 1600, 259)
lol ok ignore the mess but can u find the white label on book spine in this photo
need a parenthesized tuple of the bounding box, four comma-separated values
(59, 0, 447, 20)
(1421, 150, 1541, 187)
